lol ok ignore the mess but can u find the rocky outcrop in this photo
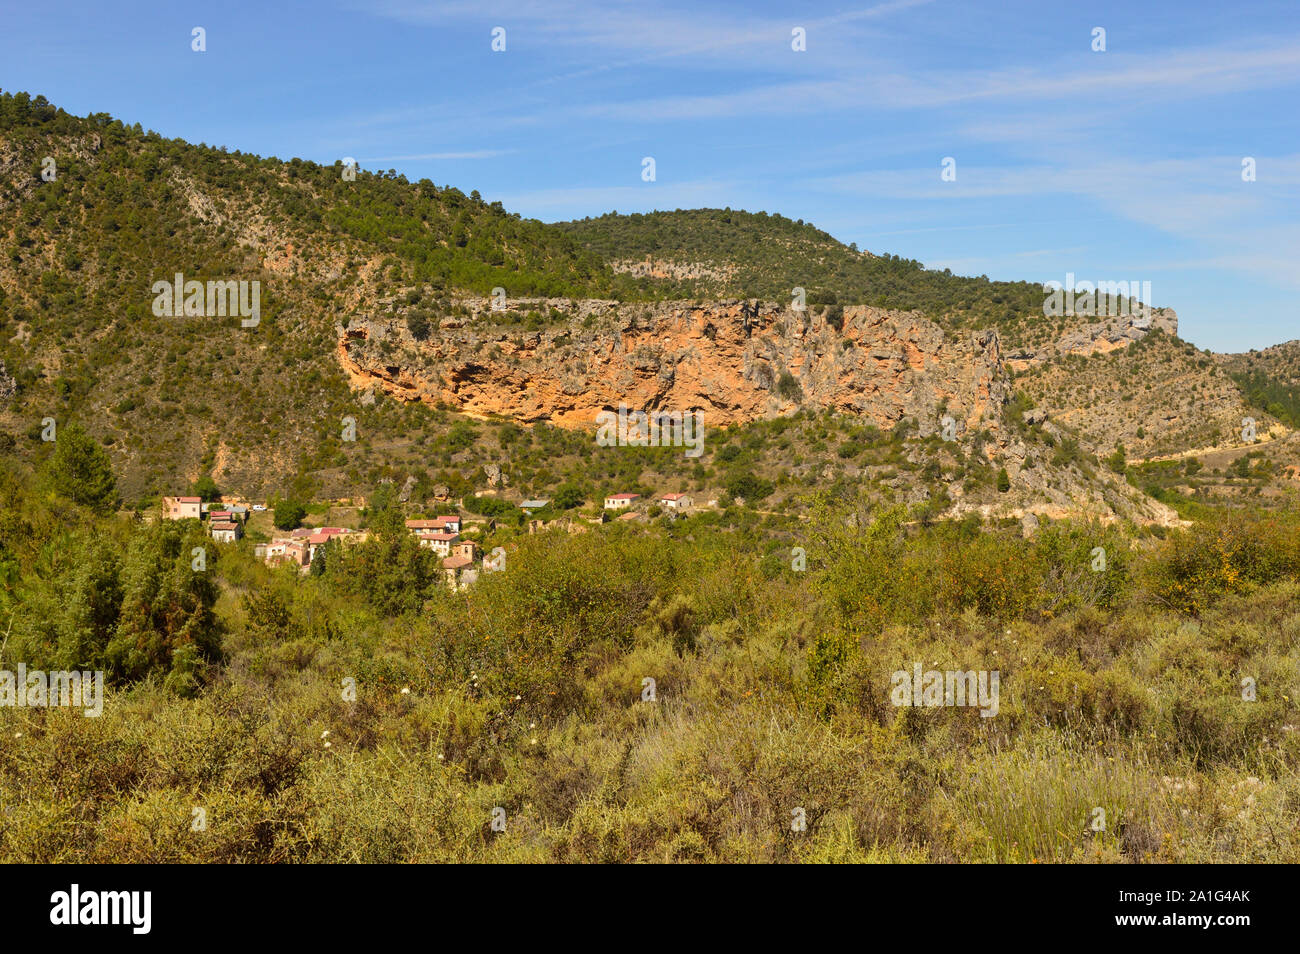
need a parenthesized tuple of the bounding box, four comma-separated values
(1006, 308, 1178, 369)
(609, 258, 736, 284)
(337, 299, 1010, 438)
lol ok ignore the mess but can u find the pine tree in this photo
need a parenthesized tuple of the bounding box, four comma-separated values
(42, 421, 118, 514)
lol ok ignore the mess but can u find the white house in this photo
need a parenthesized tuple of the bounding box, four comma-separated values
(604, 493, 640, 510)
(406, 515, 462, 534)
(210, 520, 241, 543)
(659, 493, 692, 511)
(416, 531, 459, 557)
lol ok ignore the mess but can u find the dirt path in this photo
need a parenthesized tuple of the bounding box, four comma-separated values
(1127, 424, 1291, 466)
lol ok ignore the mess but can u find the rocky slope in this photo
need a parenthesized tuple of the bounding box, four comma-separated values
(336, 295, 1181, 526)
(1015, 330, 1276, 458)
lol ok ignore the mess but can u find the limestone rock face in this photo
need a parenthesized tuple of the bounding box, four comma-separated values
(337, 299, 1010, 437)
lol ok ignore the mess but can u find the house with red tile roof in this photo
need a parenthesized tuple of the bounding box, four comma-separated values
(441, 552, 472, 584)
(306, 527, 354, 562)
(210, 520, 241, 543)
(406, 515, 461, 533)
(415, 530, 459, 557)
(604, 492, 640, 510)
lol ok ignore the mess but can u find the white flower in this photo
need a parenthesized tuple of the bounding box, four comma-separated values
(401, 687, 410, 695)
(324, 741, 332, 748)
(321, 730, 330, 739)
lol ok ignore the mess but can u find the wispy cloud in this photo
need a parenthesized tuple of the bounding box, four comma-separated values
(565, 37, 1300, 124)
(830, 152, 1300, 291)
(354, 0, 933, 68)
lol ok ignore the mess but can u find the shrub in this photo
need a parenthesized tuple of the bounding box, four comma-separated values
(273, 500, 307, 530)
(775, 372, 803, 402)
(724, 471, 774, 502)
(1145, 513, 1300, 616)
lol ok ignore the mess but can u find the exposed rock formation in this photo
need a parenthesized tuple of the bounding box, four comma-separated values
(1006, 308, 1178, 369)
(338, 299, 1010, 438)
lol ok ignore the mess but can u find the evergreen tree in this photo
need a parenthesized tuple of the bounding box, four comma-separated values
(42, 421, 118, 514)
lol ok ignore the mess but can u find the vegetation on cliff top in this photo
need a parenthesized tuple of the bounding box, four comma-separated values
(554, 208, 1051, 341)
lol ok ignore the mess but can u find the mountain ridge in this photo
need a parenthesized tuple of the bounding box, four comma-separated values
(0, 91, 1288, 521)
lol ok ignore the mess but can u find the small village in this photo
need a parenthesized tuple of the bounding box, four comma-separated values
(158, 489, 701, 590)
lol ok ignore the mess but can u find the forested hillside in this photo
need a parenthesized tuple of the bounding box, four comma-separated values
(555, 208, 1063, 346)
(0, 91, 635, 501)
(1223, 341, 1300, 429)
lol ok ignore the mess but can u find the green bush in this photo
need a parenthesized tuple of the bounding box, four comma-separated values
(274, 500, 307, 530)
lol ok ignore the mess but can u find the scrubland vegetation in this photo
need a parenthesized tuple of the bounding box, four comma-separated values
(2, 445, 1297, 863)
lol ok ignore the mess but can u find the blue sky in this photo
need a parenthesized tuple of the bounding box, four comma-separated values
(2, 0, 1298, 351)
